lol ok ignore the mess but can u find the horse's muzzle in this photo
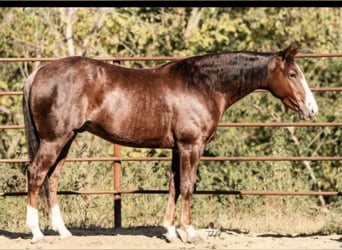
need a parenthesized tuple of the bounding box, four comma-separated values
(299, 102, 318, 120)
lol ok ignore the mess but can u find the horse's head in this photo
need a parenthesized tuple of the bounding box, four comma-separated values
(267, 45, 318, 120)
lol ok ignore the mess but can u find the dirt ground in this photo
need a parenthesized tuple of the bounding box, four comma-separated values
(0, 227, 341, 249)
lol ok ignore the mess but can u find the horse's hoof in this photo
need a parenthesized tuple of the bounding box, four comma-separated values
(162, 223, 180, 243)
(60, 230, 72, 240)
(186, 234, 204, 244)
(163, 230, 181, 243)
(30, 234, 45, 244)
(184, 225, 203, 244)
(163, 233, 178, 243)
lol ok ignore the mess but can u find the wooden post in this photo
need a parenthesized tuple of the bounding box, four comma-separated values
(113, 54, 121, 228)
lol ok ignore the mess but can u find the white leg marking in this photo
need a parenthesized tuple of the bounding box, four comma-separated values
(51, 204, 72, 239)
(166, 225, 178, 239)
(26, 205, 44, 242)
(162, 221, 179, 241)
(185, 225, 197, 238)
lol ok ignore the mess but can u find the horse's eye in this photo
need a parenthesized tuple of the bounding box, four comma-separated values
(289, 73, 296, 79)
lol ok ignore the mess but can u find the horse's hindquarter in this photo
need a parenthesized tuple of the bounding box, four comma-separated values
(29, 58, 96, 141)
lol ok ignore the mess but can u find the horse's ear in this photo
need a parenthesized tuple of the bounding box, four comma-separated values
(279, 45, 299, 60)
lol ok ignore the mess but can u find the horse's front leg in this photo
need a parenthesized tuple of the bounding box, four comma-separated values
(179, 144, 204, 243)
(163, 149, 181, 242)
(49, 158, 72, 239)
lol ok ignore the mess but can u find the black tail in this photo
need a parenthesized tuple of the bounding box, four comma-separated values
(23, 69, 50, 211)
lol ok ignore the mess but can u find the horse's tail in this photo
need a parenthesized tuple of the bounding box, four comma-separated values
(23, 69, 39, 162)
(23, 67, 50, 211)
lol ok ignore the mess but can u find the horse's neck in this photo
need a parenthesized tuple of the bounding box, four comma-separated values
(213, 53, 272, 111)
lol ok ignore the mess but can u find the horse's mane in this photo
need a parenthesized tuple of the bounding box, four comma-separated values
(166, 51, 276, 94)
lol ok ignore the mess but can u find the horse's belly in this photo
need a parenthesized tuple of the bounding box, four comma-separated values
(84, 114, 174, 149)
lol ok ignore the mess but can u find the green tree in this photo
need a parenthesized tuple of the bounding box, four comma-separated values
(0, 7, 341, 233)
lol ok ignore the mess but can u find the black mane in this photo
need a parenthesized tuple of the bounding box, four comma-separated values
(167, 51, 276, 94)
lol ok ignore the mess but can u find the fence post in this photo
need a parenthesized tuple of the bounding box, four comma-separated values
(113, 144, 121, 228)
(113, 54, 122, 228)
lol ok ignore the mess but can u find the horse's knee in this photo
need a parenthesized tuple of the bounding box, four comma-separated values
(180, 181, 195, 199)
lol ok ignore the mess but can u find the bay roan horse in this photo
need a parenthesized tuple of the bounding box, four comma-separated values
(23, 45, 318, 243)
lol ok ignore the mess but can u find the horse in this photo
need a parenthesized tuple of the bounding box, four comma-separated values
(23, 45, 318, 243)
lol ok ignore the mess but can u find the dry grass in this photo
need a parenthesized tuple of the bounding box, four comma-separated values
(1, 192, 341, 237)
(193, 195, 342, 236)
(214, 209, 342, 235)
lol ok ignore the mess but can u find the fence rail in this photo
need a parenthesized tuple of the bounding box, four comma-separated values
(0, 53, 341, 228)
(1, 156, 342, 164)
(1, 190, 341, 197)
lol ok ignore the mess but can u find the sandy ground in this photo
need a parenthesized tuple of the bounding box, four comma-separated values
(0, 227, 341, 249)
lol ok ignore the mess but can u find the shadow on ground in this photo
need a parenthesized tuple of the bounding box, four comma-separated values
(1, 227, 340, 243)
(0, 226, 168, 240)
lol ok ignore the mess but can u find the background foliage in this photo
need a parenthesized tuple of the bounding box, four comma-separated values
(0, 7, 341, 234)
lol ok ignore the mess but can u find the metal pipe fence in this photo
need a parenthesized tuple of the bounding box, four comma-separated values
(0, 53, 341, 228)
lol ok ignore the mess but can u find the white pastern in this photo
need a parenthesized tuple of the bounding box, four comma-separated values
(163, 221, 179, 241)
(166, 225, 178, 239)
(51, 204, 72, 239)
(185, 225, 197, 238)
(26, 205, 44, 242)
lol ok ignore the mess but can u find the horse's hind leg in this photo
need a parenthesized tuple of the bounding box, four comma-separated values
(26, 134, 74, 242)
(48, 136, 75, 239)
(49, 157, 72, 239)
